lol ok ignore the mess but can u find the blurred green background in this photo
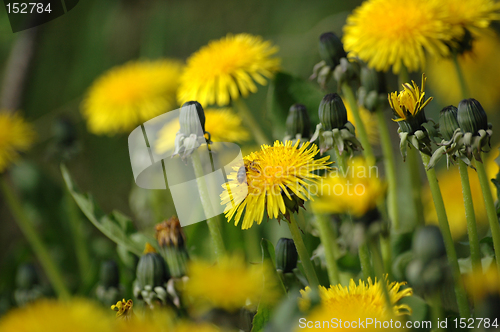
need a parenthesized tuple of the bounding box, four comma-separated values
(0, 0, 365, 304)
(1, 0, 500, 315)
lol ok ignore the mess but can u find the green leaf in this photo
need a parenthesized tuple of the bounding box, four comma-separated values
(252, 239, 287, 332)
(61, 164, 154, 256)
(252, 304, 272, 332)
(260, 239, 286, 294)
(267, 72, 325, 139)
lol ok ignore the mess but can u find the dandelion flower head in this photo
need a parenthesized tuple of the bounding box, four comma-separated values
(82, 59, 183, 135)
(183, 255, 279, 312)
(311, 156, 385, 218)
(221, 140, 331, 230)
(297, 278, 412, 331)
(343, 0, 454, 73)
(0, 112, 35, 173)
(177, 33, 280, 107)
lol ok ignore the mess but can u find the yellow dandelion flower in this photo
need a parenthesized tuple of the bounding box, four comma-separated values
(0, 112, 35, 173)
(155, 108, 249, 154)
(427, 31, 500, 110)
(183, 255, 279, 312)
(344, 99, 378, 144)
(297, 278, 412, 331)
(114, 309, 175, 332)
(82, 59, 183, 135)
(424, 146, 499, 239)
(173, 322, 221, 332)
(343, 0, 454, 73)
(177, 33, 280, 107)
(221, 140, 331, 230)
(311, 157, 386, 218)
(464, 266, 500, 300)
(111, 299, 133, 320)
(0, 299, 113, 332)
(388, 73, 432, 123)
(438, 0, 500, 35)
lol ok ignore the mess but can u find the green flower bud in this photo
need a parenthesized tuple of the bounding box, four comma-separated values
(136, 252, 170, 288)
(275, 238, 298, 273)
(319, 32, 346, 68)
(413, 226, 446, 263)
(99, 260, 120, 289)
(179, 101, 206, 135)
(286, 104, 311, 138)
(457, 98, 488, 134)
(360, 66, 386, 94)
(439, 106, 460, 140)
(319, 93, 348, 130)
(405, 259, 425, 288)
(16, 263, 39, 290)
(283, 191, 304, 218)
(392, 251, 413, 281)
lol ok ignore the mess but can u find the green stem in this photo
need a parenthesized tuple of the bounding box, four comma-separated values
(359, 242, 374, 279)
(334, 146, 347, 174)
(420, 152, 471, 318)
(369, 239, 392, 313)
(458, 160, 482, 276)
(233, 98, 270, 146)
(1, 176, 71, 300)
(314, 213, 340, 285)
(474, 157, 500, 273)
(191, 152, 226, 260)
(398, 69, 425, 228)
(244, 227, 261, 262)
(288, 213, 319, 287)
(431, 291, 445, 331)
(376, 110, 399, 230)
(398, 66, 410, 86)
(407, 148, 425, 226)
(452, 54, 469, 99)
(341, 82, 375, 166)
(380, 235, 392, 279)
(65, 191, 92, 291)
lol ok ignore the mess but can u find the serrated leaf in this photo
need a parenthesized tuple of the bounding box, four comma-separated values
(61, 164, 154, 256)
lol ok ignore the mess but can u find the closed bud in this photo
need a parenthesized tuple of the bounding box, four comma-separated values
(439, 106, 460, 140)
(179, 101, 205, 136)
(99, 260, 120, 289)
(136, 252, 170, 289)
(413, 226, 446, 263)
(457, 98, 488, 134)
(286, 104, 311, 138)
(319, 93, 348, 130)
(275, 238, 298, 273)
(319, 32, 346, 68)
(360, 66, 386, 94)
